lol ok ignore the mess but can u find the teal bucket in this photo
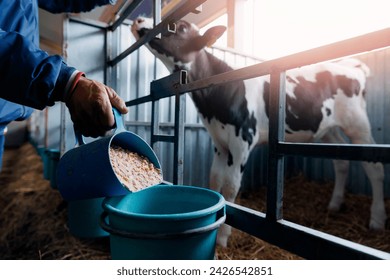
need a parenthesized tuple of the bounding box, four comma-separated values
(43, 149, 60, 189)
(57, 109, 161, 201)
(101, 185, 226, 260)
(68, 197, 109, 238)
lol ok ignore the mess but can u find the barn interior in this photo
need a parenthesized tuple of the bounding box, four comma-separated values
(1, 0, 389, 260)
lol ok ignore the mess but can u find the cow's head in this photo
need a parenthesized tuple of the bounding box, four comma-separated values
(131, 17, 226, 72)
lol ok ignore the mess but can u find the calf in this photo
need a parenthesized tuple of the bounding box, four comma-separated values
(132, 17, 386, 247)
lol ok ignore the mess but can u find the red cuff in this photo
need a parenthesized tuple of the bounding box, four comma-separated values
(66, 71, 85, 104)
(69, 71, 86, 94)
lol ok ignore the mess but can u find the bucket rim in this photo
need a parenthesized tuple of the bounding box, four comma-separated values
(102, 185, 225, 220)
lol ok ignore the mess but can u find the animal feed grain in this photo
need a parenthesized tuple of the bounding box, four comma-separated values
(109, 145, 162, 192)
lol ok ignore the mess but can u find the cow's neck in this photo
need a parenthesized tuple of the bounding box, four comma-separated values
(177, 49, 254, 147)
(183, 49, 235, 118)
(187, 49, 232, 82)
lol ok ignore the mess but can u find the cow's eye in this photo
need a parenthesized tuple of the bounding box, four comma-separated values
(177, 24, 187, 34)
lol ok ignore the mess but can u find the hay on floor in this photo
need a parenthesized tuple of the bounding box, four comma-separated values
(0, 142, 388, 259)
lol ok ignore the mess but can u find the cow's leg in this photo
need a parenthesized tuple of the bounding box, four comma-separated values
(361, 158, 386, 230)
(321, 128, 350, 212)
(341, 119, 386, 230)
(355, 136, 386, 230)
(208, 147, 233, 247)
(218, 161, 246, 247)
(209, 148, 227, 194)
(210, 145, 250, 247)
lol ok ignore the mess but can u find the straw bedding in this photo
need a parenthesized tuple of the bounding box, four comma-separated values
(0, 142, 388, 260)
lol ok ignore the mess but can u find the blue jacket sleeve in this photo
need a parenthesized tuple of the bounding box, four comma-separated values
(0, 29, 76, 110)
(38, 0, 116, 13)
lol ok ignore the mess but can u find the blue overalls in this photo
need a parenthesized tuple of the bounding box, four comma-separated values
(0, 0, 114, 171)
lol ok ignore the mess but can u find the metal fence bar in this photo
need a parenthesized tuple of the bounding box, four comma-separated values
(152, 135, 175, 143)
(266, 71, 286, 221)
(278, 142, 390, 163)
(153, 0, 161, 38)
(110, 0, 144, 31)
(175, 28, 390, 94)
(108, 0, 208, 66)
(226, 202, 390, 260)
(125, 71, 186, 105)
(150, 70, 187, 100)
(68, 16, 108, 29)
(173, 93, 186, 184)
(125, 95, 153, 107)
(148, 71, 187, 184)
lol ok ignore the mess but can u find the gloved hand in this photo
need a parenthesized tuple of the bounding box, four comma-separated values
(65, 76, 128, 138)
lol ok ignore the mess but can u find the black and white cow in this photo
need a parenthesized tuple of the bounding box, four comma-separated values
(132, 17, 386, 247)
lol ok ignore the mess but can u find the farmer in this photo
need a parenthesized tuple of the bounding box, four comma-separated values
(0, 0, 128, 171)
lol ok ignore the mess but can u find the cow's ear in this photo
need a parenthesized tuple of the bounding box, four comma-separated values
(194, 26, 227, 50)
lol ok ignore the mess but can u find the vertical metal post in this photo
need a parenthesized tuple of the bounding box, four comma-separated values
(153, 0, 162, 38)
(149, 71, 187, 185)
(60, 16, 69, 155)
(150, 69, 161, 156)
(173, 92, 185, 185)
(106, 25, 117, 90)
(104, 28, 110, 85)
(151, 0, 162, 152)
(150, 100, 160, 148)
(152, 0, 161, 80)
(267, 71, 286, 221)
(59, 104, 66, 155)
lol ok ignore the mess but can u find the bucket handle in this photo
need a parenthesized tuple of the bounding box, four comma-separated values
(74, 108, 126, 146)
(99, 208, 226, 240)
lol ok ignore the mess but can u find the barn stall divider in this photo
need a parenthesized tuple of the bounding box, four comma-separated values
(45, 0, 390, 259)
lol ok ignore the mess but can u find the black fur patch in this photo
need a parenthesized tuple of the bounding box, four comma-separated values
(190, 52, 257, 148)
(264, 71, 360, 133)
(240, 164, 245, 173)
(227, 151, 233, 166)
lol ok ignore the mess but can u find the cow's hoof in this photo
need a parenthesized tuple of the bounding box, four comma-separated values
(328, 198, 346, 213)
(327, 202, 341, 213)
(216, 235, 229, 248)
(369, 219, 386, 231)
(369, 204, 387, 231)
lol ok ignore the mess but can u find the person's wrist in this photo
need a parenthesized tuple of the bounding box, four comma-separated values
(64, 71, 86, 104)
